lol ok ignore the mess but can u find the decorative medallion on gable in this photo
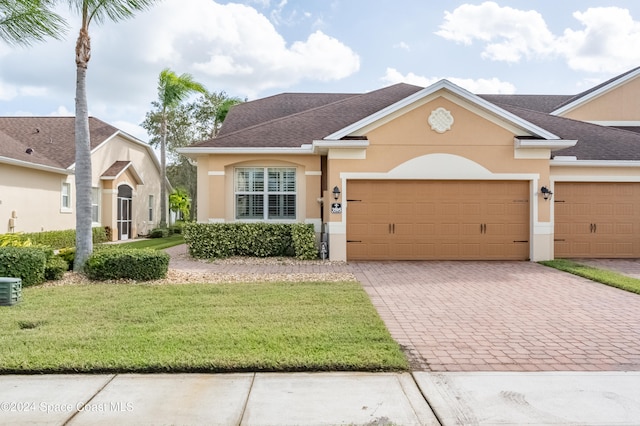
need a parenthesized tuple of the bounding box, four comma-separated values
(428, 107, 454, 133)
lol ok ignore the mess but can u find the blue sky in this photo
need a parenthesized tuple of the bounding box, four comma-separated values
(2, 0, 640, 140)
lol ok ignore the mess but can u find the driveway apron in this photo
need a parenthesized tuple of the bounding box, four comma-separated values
(349, 261, 640, 372)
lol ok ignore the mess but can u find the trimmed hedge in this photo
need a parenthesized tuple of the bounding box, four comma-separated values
(0, 246, 47, 287)
(184, 223, 318, 260)
(45, 256, 68, 281)
(84, 248, 169, 281)
(291, 223, 318, 260)
(14, 227, 109, 250)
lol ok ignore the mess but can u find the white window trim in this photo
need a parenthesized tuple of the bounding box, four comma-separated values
(234, 167, 297, 221)
(61, 182, 72, 213)
(91, 187, 101, 224)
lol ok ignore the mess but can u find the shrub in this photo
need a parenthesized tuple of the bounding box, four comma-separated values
(84, 248, 169, 281)
(235, 223, 292, 257)
(149, 227, 171, 238)
(291, 223, 318, 260)
(57, 248, 75, 271)
(17, 227, 109, 249)
(184, 222, 318, 260)
(45, 256, 68, 281)
(0, 233, 32, 247)
(0, 246, 47, 287)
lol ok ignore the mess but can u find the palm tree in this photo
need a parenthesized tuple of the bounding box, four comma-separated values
(156, 68, 206, 228)
(0, 0, 66, 46)
(70, 0, 158, 271)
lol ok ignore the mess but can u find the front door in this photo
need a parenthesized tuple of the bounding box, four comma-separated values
(117, 185, 133, 240)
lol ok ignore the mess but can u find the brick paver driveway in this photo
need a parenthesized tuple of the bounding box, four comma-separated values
(349, 261, 640, 372)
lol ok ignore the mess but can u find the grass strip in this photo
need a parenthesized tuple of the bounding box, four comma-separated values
(0, 281, 408, 373)
(539, 259, 640, 295)
(111, 234, 185, 250)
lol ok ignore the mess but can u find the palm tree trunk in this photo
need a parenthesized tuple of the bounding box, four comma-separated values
(159, 113, 168, 228)
(74, 26, 93, 271)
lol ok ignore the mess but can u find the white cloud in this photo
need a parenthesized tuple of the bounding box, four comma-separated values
(106, 0, 360, 97)
(436, 2, 640, 74)
(393, 42, 410, 51)
(0, 82, 17, 101)
(0, 82, 48, 101)
(381, 68, 516, 94)
(436, 1, 555, 62)
(558, 7, 640, 73)
(49, 106, 74, 116)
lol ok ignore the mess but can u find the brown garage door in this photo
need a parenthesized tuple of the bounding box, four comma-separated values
(347, 180, 530, 260)
(555, 182, 640, 258)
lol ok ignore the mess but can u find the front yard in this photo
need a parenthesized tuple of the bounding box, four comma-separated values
(0, 280, 408, 373)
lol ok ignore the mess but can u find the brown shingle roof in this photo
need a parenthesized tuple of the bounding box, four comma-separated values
(193, 83, 424, 148)
(495, 102, 640, 160)
(218, 92, 357, 135)
(101, 160, 131, 178)
(187, 71, 640, 161)
(479, 94, 573, 113)
(0, 116, 118, 169)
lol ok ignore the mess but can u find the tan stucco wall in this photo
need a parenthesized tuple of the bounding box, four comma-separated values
(196, 155, 322, 229)
(0, 164, 75, 233)
(561, 74, 640, 122)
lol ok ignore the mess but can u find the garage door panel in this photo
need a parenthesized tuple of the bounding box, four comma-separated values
(459, 243, 481, 257)
(462, 203, 482, 216)
(555, 182, 640, 258)
(347, 180, 529, 260)
(617, 223, 633, 234)
(440, 203, 460, 216)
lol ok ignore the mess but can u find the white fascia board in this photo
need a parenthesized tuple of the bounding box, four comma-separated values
(588, 120, 640, 126)
(312, 140, 369, 148)
(325, 79, 559, 140)
(550, 159, 640, 167)
(0, 156, 72, 175)
(515, 138, 577, 151)
(177, 146, 315, 155)
(552, 68, 640, 116)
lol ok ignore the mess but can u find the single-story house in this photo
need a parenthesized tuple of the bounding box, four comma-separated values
(0, 117, 163, 240)
(178, 67, 640, 262)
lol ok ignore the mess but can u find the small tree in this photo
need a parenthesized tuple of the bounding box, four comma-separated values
(169, 187, 190, 223)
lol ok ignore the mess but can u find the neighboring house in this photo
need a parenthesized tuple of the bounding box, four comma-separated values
(178, 67, 640, 262)
(0, 117, 163, 241)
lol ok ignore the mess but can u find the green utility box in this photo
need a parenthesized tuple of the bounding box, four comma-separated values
(0, 277, 22, 306)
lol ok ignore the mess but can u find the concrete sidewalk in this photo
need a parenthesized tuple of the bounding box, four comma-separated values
(2, 371, 640, 425)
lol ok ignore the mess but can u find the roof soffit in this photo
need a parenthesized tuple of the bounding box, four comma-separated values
(325, 80, 560, 141)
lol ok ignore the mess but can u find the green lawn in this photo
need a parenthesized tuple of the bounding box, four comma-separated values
(112, 234, 185, 250)
(0, 281, 408, 373)
(540, 259, 640, 295)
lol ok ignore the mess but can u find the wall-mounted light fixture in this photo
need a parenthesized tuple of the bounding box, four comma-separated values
(332, 186, 341, 200)
(540, 186, 553, 201)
